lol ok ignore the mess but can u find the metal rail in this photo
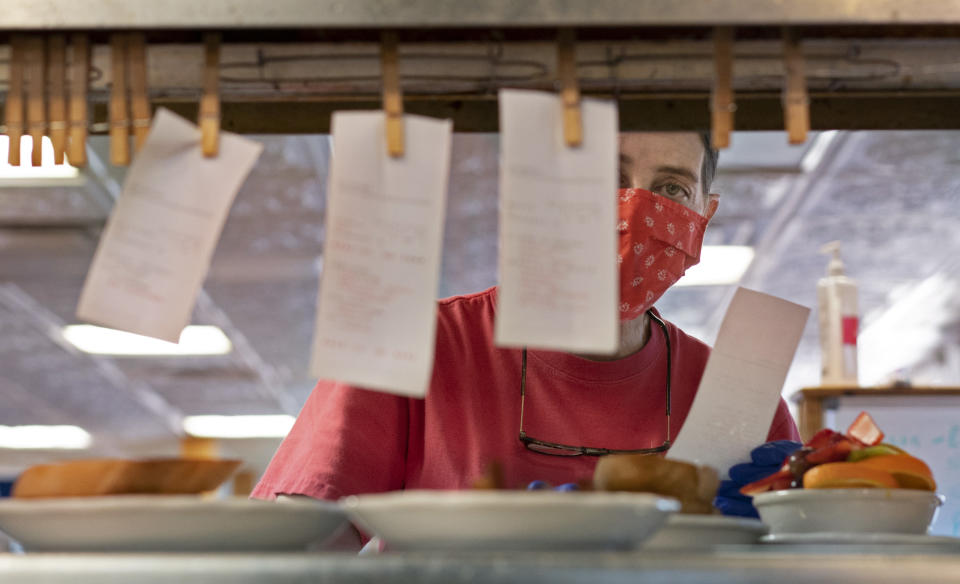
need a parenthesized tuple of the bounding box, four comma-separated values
(3, 0, 960, 29)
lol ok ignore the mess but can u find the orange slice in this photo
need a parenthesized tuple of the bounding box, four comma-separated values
(803, 462, 898, 489)
(855, 454, 937, 491)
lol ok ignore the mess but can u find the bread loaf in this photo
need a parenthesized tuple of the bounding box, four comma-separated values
(12, 458, 242, 498)
(593, 454, 719, 514)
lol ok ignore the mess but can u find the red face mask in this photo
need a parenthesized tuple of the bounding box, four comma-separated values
(617, 188, 708, 321)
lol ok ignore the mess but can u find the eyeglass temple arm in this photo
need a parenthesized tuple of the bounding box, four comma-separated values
(647, 310, 672, 447)
(519, 347, 528, 431)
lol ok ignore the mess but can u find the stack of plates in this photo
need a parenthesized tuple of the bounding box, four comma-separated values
(642, 515, 767, 549)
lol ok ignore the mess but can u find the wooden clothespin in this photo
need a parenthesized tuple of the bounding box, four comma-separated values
(24, 35, 46, 167)
(109, 34, 130, 166)
(200, 33, 221, 157)
(68, 34, 90, 166)
(6, 35, 25, 166)
(46, 35, 68, 165)
(710, 27, 735, 150)
(127, 33, 151, 152)
(557, 29, 582, 148)
(782, 28, 809, 145)
(380, 32, 404, 158)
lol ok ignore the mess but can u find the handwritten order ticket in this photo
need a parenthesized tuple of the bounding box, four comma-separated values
(495, 89, 619, 355)
(310, 111, 452, 397)
(76, 108, 263, 342)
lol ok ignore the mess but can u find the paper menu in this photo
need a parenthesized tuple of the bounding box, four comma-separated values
(309, 112, 452, 398)
(666, 287, 810, 477)
(494, 89, 619, 355)
(76, 108, 263, 342)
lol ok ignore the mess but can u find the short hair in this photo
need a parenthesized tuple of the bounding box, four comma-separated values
(699, 132, 719, 195)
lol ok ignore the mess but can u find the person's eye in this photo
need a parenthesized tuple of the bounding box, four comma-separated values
(655, 182, 691, 199)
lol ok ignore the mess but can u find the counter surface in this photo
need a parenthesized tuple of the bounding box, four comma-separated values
(1, 549, 959, 584)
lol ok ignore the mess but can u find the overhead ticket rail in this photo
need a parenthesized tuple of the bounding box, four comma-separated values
(1, 0, 960, 134)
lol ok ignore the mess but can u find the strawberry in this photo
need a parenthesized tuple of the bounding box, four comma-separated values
(739, 469, 793, 496)
(805, 439, 858, 465)
(805, 428, 843, 450)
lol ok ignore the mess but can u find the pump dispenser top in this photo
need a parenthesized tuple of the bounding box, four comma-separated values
(821, 241, 846, 277)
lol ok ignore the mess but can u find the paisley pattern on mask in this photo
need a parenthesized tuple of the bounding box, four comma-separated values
(617, 188, 708, 321)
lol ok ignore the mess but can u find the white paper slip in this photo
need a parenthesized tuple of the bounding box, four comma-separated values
(310, 112, 452, 397)
(494, 89, 619, 354)
(667, 287, 810, 476)
(76, 108, 263, 342)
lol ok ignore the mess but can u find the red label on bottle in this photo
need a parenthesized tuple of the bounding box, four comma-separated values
(842, 316, 858, 345)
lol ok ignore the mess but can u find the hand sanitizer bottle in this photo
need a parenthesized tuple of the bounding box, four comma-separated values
(818, 242, 859, 386)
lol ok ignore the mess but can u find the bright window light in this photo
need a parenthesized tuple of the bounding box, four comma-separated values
(0, 136, 81, 180)
(0, 425, 92, 450)
(62, 325, 233, 356)
(183, 415, 296, 439)
(675, 245, 755, 287)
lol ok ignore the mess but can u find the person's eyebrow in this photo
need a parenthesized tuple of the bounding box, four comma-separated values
(654, 165, 699, 184)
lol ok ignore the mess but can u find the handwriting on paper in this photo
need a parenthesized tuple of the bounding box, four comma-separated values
(76, 108, 263, 342)
(495, 89, 619, 354)
(309, 111, 452, 397)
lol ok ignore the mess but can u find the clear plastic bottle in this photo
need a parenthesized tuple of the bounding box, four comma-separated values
(817, 242, 859, 386)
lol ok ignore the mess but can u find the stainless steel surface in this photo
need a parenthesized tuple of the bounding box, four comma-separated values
(2, 0, 960, 29)
(8, 40, 960, 101)
(1, 551, 960, 584)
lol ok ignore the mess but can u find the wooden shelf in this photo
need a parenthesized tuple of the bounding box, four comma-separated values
(791, 386, 960, 442)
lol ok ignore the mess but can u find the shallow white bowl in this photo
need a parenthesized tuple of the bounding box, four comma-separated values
(642, 514, 767, 549)
(341, 490, 679, 551)
(753, 489, 944, 535)
(0, 495, 348, 552)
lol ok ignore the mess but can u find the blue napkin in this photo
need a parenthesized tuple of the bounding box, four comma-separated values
(713, 440, 802, 518)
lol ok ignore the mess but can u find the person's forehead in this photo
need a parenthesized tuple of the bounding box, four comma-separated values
(618, 132, 704, 172)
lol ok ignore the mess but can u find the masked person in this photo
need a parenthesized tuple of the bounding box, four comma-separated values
(253, 132, 800, 506)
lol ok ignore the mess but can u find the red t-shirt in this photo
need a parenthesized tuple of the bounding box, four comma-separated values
(253, 287, 800, 500)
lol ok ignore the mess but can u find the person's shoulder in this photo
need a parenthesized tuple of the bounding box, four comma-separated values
(438, 286, 497, 308)
(435, 287, 498, 347)
(657, 313, 711, 360)
(671, 323, 711, 352)
(437, 286, 497, 320)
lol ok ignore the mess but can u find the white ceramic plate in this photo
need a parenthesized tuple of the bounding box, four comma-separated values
(642, 514, 767, 549)
(341, 490, 679, 551)
(753, 488, 944, 535)
(762, 532, 960, 549)
(0, 496, 348, 552)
